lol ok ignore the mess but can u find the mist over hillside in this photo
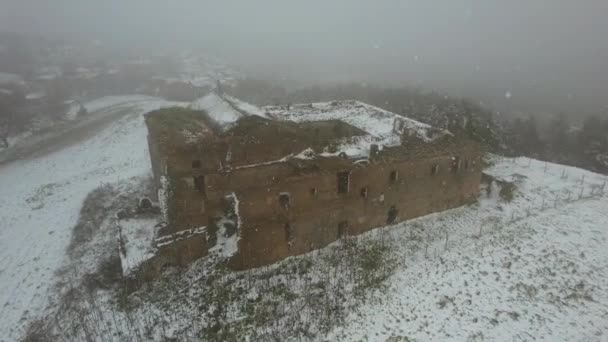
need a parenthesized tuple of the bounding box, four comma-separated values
(1, 1, 607, 117)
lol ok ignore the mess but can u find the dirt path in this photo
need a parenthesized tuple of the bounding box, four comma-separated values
(0, 106, 137, 165)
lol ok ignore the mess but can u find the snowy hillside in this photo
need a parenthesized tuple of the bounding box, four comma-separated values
(330, 157, 608, 341)
(0, 96, 186, 341)
(0, 93, 607, 341)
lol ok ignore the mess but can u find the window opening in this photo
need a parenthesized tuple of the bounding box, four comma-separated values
(451, 157, 461, 173)
(284, 223, 293, 249)
(360, 186, 369, 198)
(338, 220, 348, 238)
(194, 175, 206, 194)
(431, 164, 440, 175)
(310, 187, 318, 198)
(387, 205, 398, 225)
(389, 170, 399, 183)
(279, 193, 291, 209)
(337, 171, 350, 194)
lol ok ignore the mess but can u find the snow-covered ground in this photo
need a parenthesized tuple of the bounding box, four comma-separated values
(329, 157, 608, 341)
(0, 96, 185, 341)
(1, 89, 607, 341)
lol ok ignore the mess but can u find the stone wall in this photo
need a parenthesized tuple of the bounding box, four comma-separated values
(226, 147, 481, 269)
(146, 109, 482, 271)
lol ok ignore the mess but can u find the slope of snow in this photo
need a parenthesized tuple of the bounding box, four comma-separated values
(327, 156, 608, 341)
(222, 94, 268, 118)
(119, 217, 159, 274)
(0, 96, 185, 341)
(189, 93, 266, 130)
(190, 93, 244, 128)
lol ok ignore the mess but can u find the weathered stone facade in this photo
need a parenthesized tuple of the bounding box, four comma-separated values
(144, 93, 482, 271)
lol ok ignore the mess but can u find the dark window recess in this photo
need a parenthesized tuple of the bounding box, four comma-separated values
(464, 160, 470, 171)
(431, 164, 440, 175)
(451, 157, 461, 173)
(279, 193, 291, 209)
(310, 188, 318, 198)
(194, 175, 206, 194)
(192, 160, 201, 168)
(387, 205, 398, 225)
(338, 220, 348, 238)
(360, 186, 369, 198)
(337, 171, 350, 194)
(284, 223, 293, 248)
(389, 170, 398, 183)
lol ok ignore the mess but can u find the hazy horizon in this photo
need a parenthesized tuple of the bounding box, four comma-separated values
(2, 0, 607, 114)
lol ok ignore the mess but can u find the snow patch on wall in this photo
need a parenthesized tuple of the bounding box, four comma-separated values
(158, 174, 171, 223)
(209, 192, 242, 258)
(118, 218, 159, 275)
(190, 93, 266, 131)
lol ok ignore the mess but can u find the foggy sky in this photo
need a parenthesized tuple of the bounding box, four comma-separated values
(2, 0, 607, 113)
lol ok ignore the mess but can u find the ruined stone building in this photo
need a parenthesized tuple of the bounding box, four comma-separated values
(143, 92, 482, 271)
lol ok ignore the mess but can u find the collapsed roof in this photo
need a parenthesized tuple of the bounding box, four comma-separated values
(146, 92, 452, 163)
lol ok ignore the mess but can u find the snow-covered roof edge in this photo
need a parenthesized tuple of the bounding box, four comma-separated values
(189, 92, 267, 132)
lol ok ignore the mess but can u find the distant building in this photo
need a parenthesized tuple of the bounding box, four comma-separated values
(141, 92, 482, 274)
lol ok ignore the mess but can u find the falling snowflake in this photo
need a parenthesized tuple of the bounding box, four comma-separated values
(505, 91, 512, 99)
